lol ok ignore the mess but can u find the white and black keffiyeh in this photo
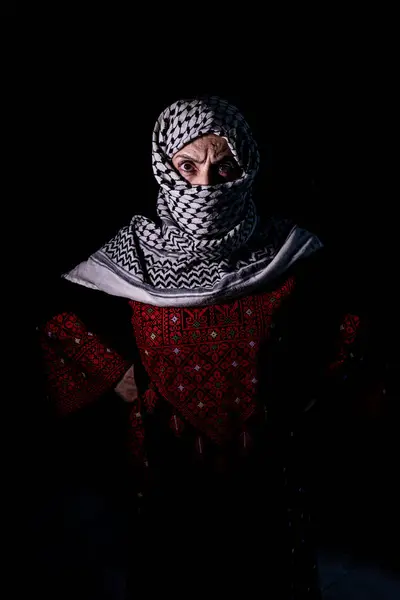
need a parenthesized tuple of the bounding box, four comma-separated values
(66, 96, 322, 306)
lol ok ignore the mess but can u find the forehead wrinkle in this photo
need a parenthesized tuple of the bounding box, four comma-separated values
(175, 136, 233, 164)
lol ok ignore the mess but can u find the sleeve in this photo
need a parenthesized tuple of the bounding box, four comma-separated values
(285, 251, 380, 416)
(39, 310, 131, 417)
(316, 307, 392, 420)
(327, 312, 362, 373)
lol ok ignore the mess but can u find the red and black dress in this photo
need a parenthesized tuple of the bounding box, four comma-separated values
(36, 251, 370, 599)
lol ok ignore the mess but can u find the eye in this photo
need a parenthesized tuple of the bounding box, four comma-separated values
(180, 161, 196, 173)
(218, 161, 237, 176)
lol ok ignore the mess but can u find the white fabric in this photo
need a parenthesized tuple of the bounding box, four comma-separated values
(66, 225, 322, 306)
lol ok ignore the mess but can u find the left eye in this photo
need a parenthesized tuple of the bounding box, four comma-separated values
(218, 162, 235, 175)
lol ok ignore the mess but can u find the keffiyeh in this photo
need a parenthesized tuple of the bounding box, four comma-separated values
(66, 96, 322, 306)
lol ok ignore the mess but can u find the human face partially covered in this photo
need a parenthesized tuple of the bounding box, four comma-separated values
(172, 134, 242, 186)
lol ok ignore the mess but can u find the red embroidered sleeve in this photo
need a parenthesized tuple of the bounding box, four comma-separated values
(39, 312, 130, 416)
(326, 313, 393, 418)
(328, 313, 362, 373)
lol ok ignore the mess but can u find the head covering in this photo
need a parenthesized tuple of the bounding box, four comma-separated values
(65, 96, 322, 306)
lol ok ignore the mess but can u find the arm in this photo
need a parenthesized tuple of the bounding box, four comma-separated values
(39, 311, 132, 416)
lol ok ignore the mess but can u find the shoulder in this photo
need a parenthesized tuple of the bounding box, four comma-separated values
(34, 277, 138, 362)
(36, 277, 132, 336)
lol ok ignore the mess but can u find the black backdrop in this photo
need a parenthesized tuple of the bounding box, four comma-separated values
(22, 45, 398, 571)
(29, 55, 395, 311)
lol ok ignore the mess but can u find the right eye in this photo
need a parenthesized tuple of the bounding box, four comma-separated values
(180, 161, 195, 173)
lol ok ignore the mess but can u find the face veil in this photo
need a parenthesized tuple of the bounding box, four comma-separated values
(152, 96, 259, 239)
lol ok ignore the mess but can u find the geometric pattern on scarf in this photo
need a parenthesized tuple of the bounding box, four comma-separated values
(66, 96, 322, 305)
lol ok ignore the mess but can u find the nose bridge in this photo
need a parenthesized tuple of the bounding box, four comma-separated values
(197, 157, 212, 185)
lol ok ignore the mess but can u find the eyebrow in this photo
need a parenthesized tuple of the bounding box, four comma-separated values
(176, 153, 203, 163)
(176, 151, 235, 164)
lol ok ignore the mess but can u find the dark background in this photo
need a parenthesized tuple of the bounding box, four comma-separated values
(24, 47, 398, 594)
(29, 52, 396, 303)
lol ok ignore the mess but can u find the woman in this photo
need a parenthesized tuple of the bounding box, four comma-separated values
(37, 96, 365, 598)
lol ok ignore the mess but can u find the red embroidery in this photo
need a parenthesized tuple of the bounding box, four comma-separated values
(340, 314, 361, 345)
(330, 313, 361, 371)
(127, 401, 146, 463)
(40, 312, 129, 415)
(129, 277, 296, 443)
(143, 386, 158, 413)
